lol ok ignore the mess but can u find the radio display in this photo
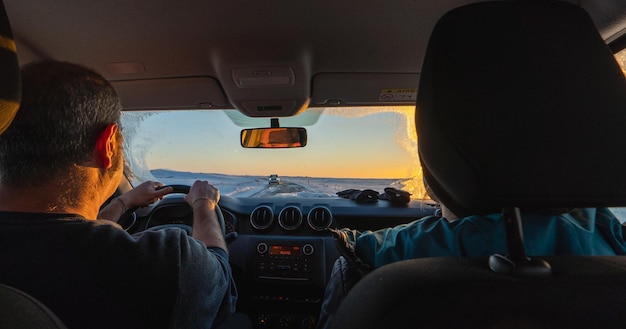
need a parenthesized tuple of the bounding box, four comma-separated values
(269, 245, 301, 256)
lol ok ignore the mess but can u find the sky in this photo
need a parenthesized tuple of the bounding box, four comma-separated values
(121, 106, 421, 181)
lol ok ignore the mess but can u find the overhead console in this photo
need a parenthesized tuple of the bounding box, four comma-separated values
(229, 66, 310, 117)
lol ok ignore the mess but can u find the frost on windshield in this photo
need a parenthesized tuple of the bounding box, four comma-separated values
(120, 107, 428, 199)
(121, 111, 156, 182)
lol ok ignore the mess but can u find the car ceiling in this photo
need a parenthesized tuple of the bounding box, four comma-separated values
(5, 0, 626, 117)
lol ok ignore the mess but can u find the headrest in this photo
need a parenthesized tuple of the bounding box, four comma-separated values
(416, 1, 626, 217)
(0, 0, 19, 134)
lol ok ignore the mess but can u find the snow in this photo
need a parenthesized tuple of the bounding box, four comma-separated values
(150, 169, 411, 198)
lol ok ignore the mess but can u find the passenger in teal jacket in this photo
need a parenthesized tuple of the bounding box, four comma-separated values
(316, 189, 626, 328)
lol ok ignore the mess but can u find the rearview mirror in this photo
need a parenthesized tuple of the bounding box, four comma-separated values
(241, 127, 307, 148)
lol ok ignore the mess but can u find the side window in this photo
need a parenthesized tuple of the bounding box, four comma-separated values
(610, 49, 626, 223)
(611, 208, 626, 224)
(616, 49, 626, 75)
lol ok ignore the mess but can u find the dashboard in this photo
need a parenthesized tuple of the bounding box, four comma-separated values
(127, 194, 438, 329)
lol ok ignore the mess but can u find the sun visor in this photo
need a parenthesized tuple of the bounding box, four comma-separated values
(311, 73, 420, 106)
(111, 77, 228, 110)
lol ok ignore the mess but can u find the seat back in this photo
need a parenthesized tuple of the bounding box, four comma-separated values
(329, 1, 626, 328)
(0, 284, 68, 329)
(329, 256, 626, 329)
(417, 0, 626, 218)
(0, 0, 20, 134)
(0, 2, 63, 327)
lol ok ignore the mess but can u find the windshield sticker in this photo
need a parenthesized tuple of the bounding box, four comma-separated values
(379, 89, 417, 101)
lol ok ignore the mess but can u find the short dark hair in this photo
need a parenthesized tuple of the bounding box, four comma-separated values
(0, 60, 122, 186)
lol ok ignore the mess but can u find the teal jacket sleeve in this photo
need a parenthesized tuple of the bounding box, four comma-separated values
(353, 215, 506, 269)
(353, 208, 626, 269)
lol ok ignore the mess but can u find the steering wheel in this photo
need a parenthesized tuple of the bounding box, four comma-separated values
(118, 184, 228, 238)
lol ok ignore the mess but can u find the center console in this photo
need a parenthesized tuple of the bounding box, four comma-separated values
(231, 236, 338, 329)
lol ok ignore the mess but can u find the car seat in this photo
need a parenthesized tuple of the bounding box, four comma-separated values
(328, 1, 626, 328)
(0, 2, 65, 327)
(0, 284, 68, 329)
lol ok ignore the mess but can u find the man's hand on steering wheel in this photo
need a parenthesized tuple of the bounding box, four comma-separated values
(121, 181, 174, 209)
(185, 180, 228, 251)
(184, 180, 220, 211)
(100, 181, 173, 223)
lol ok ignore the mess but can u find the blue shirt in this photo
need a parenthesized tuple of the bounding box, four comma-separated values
(354, 208, 626, 269)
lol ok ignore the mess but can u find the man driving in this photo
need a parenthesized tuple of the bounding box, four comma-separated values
(0, 60, 236, 329)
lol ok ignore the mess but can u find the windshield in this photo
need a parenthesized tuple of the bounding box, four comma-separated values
(120, 106, 427, 199)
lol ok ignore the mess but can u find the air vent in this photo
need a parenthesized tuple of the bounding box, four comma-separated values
(278, 206, 303, 231)
(307, 206, 333, 231)
(250, 205, 274, 230)
(222, 209, 238, 234)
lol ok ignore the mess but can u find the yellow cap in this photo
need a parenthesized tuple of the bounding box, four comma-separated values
(0, 2, 20, 134)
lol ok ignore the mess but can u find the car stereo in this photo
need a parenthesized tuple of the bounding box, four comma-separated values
(253, 241, 317, 282)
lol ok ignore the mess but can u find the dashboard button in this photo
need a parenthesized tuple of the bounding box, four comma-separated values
(302, 244, 314, 256)
(257, 242, 269, 254)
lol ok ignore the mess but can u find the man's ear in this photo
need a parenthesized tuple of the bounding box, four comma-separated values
(94, 124, 119, 169)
